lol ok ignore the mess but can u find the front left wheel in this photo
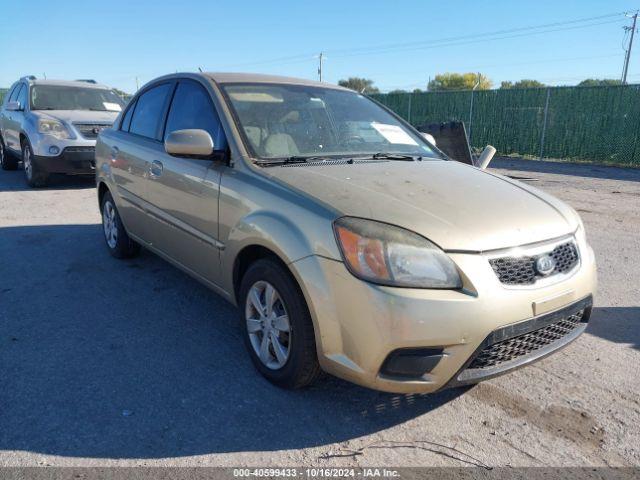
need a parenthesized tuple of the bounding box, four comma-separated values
(239, 258, 321, 389)
(22, 141, 49, 188)
(101, 191, 141, 259)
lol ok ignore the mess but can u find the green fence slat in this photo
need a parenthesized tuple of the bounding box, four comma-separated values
(372, 84, 640, 166)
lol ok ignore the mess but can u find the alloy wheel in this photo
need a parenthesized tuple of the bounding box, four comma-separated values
(23, 146, 32, 180)
(245, 280, 291, 370)
(102, 201, 118, 249)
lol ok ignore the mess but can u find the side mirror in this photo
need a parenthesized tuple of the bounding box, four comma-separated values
(421, 132, 436, 146)
(477, 145, 496, 170)
(7, 101, 22, 111)
(164, 129, 214, 158)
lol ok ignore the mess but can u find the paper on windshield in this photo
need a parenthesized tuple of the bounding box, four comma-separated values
(371, 123, 418, 145)
(103, 102, 122, 112)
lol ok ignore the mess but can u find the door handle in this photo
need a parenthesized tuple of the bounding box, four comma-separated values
(150, 160, 163, 177)
(110, 146, 119, 160)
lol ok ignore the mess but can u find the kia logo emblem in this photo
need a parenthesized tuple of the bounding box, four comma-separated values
(535, 255, 556, 276)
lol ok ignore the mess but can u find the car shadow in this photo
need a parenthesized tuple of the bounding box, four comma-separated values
(492, 157, 640, 183)
(0, 168, 95, 192)
(0, 223, 466, 460)
(587, 307, 640, 351)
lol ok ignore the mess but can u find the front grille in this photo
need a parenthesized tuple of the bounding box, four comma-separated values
(489, 240, 579, 286)
(73, 123, 112, 139)
(468, 310, 585, 369)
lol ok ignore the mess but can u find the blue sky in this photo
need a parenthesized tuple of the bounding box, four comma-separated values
(1, 0, 639, 93)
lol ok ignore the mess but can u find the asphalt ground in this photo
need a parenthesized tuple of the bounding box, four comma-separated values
(0, 157, 638, 467)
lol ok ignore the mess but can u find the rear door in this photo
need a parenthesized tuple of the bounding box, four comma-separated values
(143, 78, 228, 285)
(105, 81, 175, 242)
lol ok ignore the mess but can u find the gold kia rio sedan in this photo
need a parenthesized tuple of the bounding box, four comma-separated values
(95, 72, 596, 393)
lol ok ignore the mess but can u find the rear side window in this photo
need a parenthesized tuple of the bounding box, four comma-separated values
(120, 100, 136, 131)
(129, 83, 173, 140)
(164, 81, 227, 149)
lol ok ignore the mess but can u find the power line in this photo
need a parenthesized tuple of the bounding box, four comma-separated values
(327, 12, 626, 58)
(216, 11, 627, 71)
(328, 18, 625, 59)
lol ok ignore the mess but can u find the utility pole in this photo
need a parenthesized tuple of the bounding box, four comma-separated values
(622, 11, 638, 85)
(318, 52, 324, 82)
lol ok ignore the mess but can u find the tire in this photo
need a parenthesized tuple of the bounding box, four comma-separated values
(239, 258, 321, 389)
(22, 140, 49, 187)
(100, 191, 141, 259)
(0, 136, 19, 170)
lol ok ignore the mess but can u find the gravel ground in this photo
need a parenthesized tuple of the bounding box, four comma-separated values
(0, 157, 638, 468)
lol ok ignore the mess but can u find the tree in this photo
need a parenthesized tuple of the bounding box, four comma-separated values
(500, 79, 546, 89)
(427, 73, 492, 91)
(337, 77, 379, 94)
(578, 78, 622, 87)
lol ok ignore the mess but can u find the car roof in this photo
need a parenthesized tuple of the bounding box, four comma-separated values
(26, 79, 111, 89)
(200, 72, 351, 91)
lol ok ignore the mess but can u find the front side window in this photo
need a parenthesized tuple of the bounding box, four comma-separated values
(16, 84, 28, 109)
(164, 81, 227, 150)
(30, 85, 125, 112)
(8, 84, 23, 103)
(128, 83, 173, 140)
(221, 83, 440, 161)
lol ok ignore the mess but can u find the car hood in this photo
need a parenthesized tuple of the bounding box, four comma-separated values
(32, 110, 119, 125)
(265, 159, 579, 251)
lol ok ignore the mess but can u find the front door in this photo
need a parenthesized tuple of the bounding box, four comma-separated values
(144, 79, 228, 286)
(4, 84, 26, 152)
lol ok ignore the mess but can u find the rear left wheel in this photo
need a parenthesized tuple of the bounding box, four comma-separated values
(101, 191, 141, 259)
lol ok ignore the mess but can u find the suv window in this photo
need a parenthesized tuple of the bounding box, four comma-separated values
(129, 83, 173, 140)
(16, 84, 28, 109)
(164, 80, 227, 149)
(8, 84, 23, 103)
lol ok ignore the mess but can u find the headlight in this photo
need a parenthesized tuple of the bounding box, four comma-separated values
(38, 118, 71, 139)
(333, 217, 462, 289)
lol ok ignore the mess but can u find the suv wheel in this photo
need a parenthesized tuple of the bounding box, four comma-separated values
(239, 258, 321, 389)
(22, 141, 48, 187)
(0, 136, 18, 170)
(101, 191, 141, 258)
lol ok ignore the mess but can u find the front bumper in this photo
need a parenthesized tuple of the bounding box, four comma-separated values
(33, 147, 95, 174)
(289, 237, 597, 394)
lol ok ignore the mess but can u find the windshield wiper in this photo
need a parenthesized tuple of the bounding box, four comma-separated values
(256, 155, 332, 167)
(370, 152, 422, 161)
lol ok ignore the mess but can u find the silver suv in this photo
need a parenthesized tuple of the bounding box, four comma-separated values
(0, 76, 125, 187)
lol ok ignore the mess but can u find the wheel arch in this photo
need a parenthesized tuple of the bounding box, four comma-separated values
(97, 181, 110, 212)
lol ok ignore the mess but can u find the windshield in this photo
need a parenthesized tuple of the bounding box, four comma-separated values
(221, 83, 440, 161)
(30, 85, 125, 112)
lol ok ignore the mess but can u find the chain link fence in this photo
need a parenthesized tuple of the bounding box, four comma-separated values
(371, 84, 640, 167)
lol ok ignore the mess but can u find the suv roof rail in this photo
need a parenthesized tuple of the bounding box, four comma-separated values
(21, 75, 37, 81)
(75, 79, 97, 84)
